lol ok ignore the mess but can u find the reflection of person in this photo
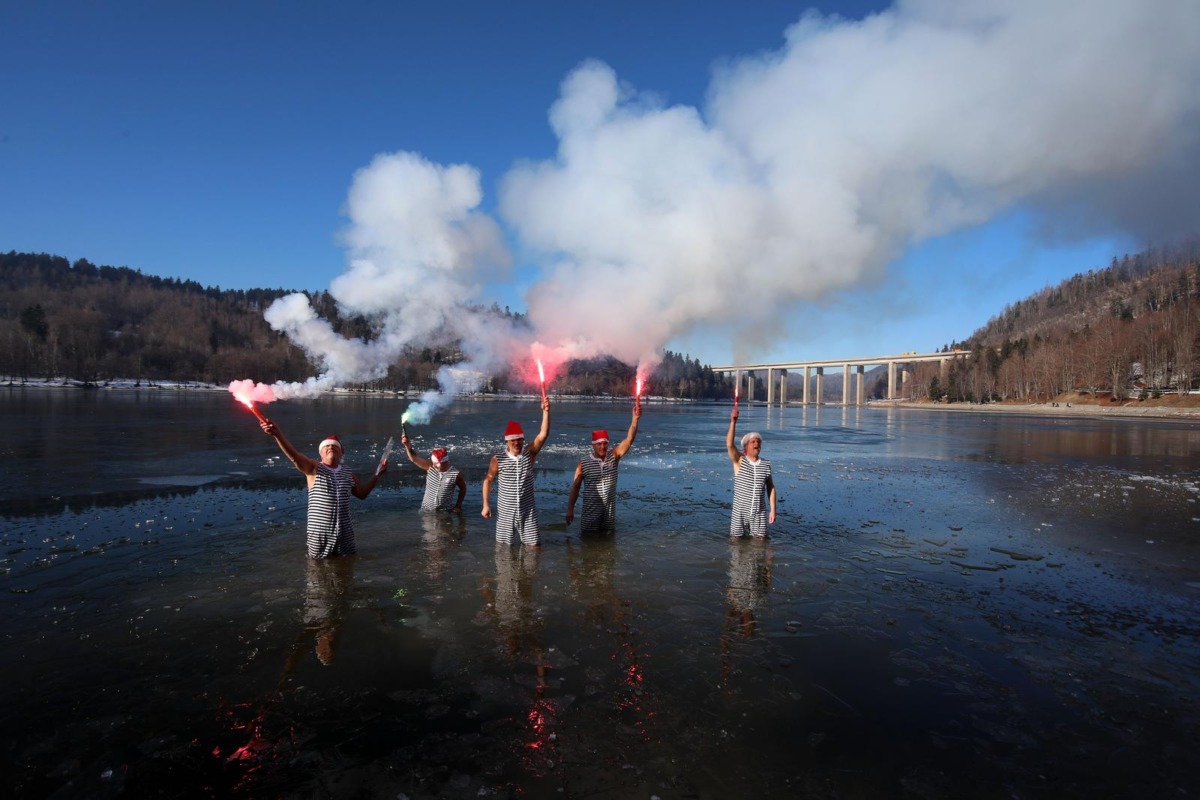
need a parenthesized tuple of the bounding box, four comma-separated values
(481, 396, 551, 545)
(300, 558, 354, 666)
(720, 538, 772, 690)
(418, 510, 466, 581)
(726, 537, 773, 636)
(566, 404, 641, 533)
(401, 435, 466, 513)
(481, 543, 557, 770)
(259, 419, 386, 558)
(277, 557, 356, 684)
(725, 408, 777, 537)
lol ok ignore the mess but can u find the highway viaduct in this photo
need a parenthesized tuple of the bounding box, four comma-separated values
(711, 351, 969, 406)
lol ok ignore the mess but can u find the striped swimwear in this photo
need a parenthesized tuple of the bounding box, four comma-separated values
(579, 452, 620, 533)
(420, 465, 461, 512)
(495, 450, 539, 545)
(730, 457, 771, 538)
(307, 463, 356, 558)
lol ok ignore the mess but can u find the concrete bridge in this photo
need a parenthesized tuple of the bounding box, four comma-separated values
(712, 351, 968, 406)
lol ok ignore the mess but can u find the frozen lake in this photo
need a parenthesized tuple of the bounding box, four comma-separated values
(2, 388, 1198, 798)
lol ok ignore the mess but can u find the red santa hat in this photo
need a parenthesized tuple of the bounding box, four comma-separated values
(504, 421, 525, 441)
(591, 429, 609, 444)
(430, 448, 448, 464)
(319, 435, 343, 452)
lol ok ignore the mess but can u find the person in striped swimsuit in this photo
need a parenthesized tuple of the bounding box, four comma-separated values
(481, 395, 551, 545)
(566, 403, 641, 533)
(725, 407, 777, 537)
(401, 436, 467, 513)
(260, 419, 387, 558)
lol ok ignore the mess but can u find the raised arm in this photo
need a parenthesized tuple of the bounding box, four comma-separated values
(527, 395, 552, 458)
(726, 407, 742, 468)
(566, 462, 584, 525)
(612, 402, 641, 459)
(481, 455, 499, 518)
(401, 434, 432, 472)
(261, 418, 318, 477)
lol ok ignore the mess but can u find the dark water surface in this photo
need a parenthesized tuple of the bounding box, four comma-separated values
(2, 389, 1198, 798)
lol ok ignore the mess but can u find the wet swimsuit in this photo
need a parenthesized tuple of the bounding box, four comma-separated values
(421, 464, 461, 512)
(730, 457, 771, 537)
(307, 463, 356, 558)
(495, 450, 539, 545)
(579, 452, 620, 532)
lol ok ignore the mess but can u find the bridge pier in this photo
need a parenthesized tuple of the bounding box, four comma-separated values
(856, 365, 865, 405)
(802, 366, 810, 405)
(842, 363, 851, 405)
(815, 367, 825, 405)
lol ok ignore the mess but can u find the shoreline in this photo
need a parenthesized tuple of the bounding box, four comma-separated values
(7, 377, 1199, 419)
(882, 398, 1200, 420)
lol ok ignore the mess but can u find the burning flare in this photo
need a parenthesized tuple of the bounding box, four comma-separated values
(228, 379, 274, 423)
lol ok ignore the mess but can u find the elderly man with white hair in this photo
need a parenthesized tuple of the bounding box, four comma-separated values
(725, 407, 777, 537)
(260, 418, 387, 558)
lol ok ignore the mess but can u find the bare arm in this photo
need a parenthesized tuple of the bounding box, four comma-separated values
(481, 455, 499, 518)
(453, 471, 467, 512)
(726, 407, 742, 469)
(527, 395, 552, 458)
(401, 434, 432, 472)
(612, 403, 641, 460)
(566, 462, 584, 524)
(766, 475, 777, 524)
(261, 418, 318, 477)
(351, 466, 384, 500)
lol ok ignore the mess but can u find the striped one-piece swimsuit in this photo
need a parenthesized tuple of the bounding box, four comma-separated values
(580, 453, 620, 533)
(420, 465, 461, 512)
(307, 463, 356, 558)
(730, 457, 771, 537)
(495, 450, 539, 545)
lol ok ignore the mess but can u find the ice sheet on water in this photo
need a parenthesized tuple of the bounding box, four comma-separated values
(138, 475, 227, 487)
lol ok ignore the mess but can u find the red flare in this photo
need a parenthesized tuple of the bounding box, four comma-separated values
(237, 396, 268, 423)
(536, 358, 547, 401)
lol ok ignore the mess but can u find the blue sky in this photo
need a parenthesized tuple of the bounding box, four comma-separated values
(3, 1, 1195, 372)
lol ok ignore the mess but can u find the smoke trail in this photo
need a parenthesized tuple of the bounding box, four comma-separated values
(231, 151, 513, 410)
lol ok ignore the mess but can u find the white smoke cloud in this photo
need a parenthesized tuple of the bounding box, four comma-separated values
(236, 152, 516, 410)
(502, 0, 1200, 362)
(238, 0, 1200, 410)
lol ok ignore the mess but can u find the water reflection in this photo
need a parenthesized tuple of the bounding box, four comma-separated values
(225, 558, 356, 786)
(292, 557, 355, 668)
(483, 544, 559, 777)
(418, 511, 466, 581)
(566, 535, 649, 735)
(722, 538, 772, 688)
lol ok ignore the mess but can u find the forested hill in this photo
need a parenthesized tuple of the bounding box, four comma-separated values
(9, 240, 1199, 404)
(920, 239, 1200, 403)
(0, 250, 732, 399)
(963, 240, 1200, 348)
